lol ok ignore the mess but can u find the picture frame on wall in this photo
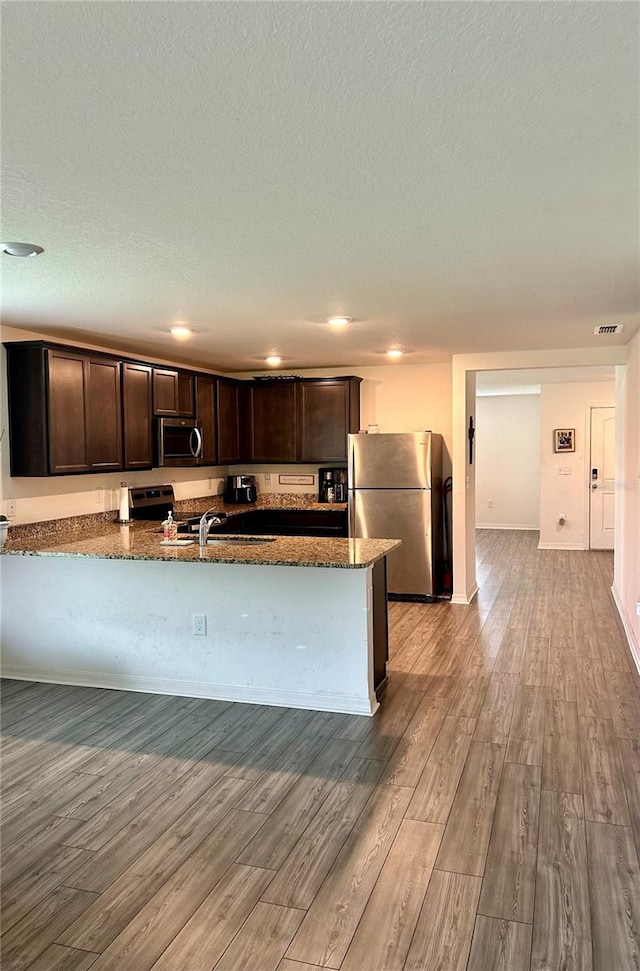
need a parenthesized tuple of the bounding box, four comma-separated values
(554, 428, 575, 452)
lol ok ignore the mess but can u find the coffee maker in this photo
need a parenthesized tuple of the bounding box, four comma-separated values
(319, 467, 347, 503)
(224, 474, 257, 504)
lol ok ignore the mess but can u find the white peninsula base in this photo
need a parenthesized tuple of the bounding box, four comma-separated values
(1, 556, 384, 715)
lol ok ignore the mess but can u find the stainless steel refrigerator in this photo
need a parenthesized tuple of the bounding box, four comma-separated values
(348, 432, 443, 601)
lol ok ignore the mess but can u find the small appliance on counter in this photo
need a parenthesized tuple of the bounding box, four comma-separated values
(224, 474, 257, 504)
(318, 467, 347, 503)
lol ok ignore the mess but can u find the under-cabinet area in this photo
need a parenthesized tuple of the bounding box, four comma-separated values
(3, 340, 361, 476)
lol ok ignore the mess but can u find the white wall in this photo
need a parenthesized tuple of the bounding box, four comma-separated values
(476, 394, 540, 529)
(538, 381, 615, 549)
(613, 330, 640, 668)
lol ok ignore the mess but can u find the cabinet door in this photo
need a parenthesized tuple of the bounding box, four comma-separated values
(177, 373, 195, 416)
(48, 351, 89, 473)
(195, 375, 218, 465)
(217, 379, 242, 464)
(123, 363, 153, 470)
(249, 382, 297, 462)
(85, 357, 122, 470)
(153, 368, 179, 415)
(152, 368, 194, 416)
(299, 378, 359, 462)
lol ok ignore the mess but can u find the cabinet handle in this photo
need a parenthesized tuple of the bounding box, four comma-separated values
(191, 427, 203, 459)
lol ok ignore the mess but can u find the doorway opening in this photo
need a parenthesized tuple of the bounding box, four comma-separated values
(474, 365, 616, 554)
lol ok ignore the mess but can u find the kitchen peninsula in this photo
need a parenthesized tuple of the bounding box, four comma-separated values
(0, 508, 399, 716)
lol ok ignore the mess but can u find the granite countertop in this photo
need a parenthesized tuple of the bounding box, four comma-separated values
(0, 497, 399, 569)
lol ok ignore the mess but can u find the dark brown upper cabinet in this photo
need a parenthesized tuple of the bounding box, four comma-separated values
(122, 362, 153, 470)
(217, 378, 244, 464)
(298, 377, 361, 462)
(246, 377, 361, 463)
(4, 342, 122, 476)
(4, 339, 360, 476)
(152, 368, 194, 417)
(83, 357, 123, 472)
(248, 381, 297, 462)
(195, 374, 218, 465)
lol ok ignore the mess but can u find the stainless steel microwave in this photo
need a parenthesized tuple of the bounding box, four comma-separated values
(155, 417, 203, 467)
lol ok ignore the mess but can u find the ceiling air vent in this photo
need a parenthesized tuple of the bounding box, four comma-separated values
(594, 324, 624, 335)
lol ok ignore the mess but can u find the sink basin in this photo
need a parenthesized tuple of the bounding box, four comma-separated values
(206, 536, 276, 546)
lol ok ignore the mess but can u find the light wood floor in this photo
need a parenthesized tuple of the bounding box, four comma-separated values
(2, 530, 640, 971)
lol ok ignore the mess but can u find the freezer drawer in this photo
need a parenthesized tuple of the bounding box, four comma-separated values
(349, 488, 435, 599)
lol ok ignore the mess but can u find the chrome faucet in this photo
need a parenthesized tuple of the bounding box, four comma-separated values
(198, 508, 224, 548)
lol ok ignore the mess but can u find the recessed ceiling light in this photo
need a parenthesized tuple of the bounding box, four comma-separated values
(327, 316, 351, 327)
(266, 355, 282, 366)
(1, 241, 44, 257)
(387, 349, 403, 358)
(170, 325, 192, 339)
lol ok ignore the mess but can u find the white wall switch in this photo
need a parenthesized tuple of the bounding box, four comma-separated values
(488, 499, 494, 508)
(557, 466, 572, 475)
(95, 489, 104, 504)
(6, 500, 17, 517)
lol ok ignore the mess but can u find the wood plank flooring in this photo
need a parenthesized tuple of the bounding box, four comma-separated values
(2, 529, 640, 970)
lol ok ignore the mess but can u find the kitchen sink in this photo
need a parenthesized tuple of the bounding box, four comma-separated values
(206, 536, 277, 546)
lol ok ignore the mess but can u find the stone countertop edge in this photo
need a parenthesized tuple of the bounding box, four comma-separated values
(0, 525, 400, 570)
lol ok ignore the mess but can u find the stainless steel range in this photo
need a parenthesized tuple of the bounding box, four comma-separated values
(127, 484, 226, 533)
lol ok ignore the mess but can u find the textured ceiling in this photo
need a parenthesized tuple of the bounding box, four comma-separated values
(1, 1, 638, 372)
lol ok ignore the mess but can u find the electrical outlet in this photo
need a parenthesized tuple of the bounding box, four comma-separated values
(264, 473, 272, 486)
(95, 489, 104, 504)
(193, 613, 207, 636)
(6, 500, 17, 517)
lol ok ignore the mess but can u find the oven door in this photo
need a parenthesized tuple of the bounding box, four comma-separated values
(156, 418, 203, 467)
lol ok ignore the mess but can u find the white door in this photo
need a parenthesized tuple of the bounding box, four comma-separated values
(589, 407, 615, 550)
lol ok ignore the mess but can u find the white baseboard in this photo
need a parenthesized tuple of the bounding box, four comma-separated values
(611, 585, 640, 676)
(0, 667, 379, 717)
(476, 524, 539, 531)
(451, 584, 479, 606)
(537, 542, 587, 551)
